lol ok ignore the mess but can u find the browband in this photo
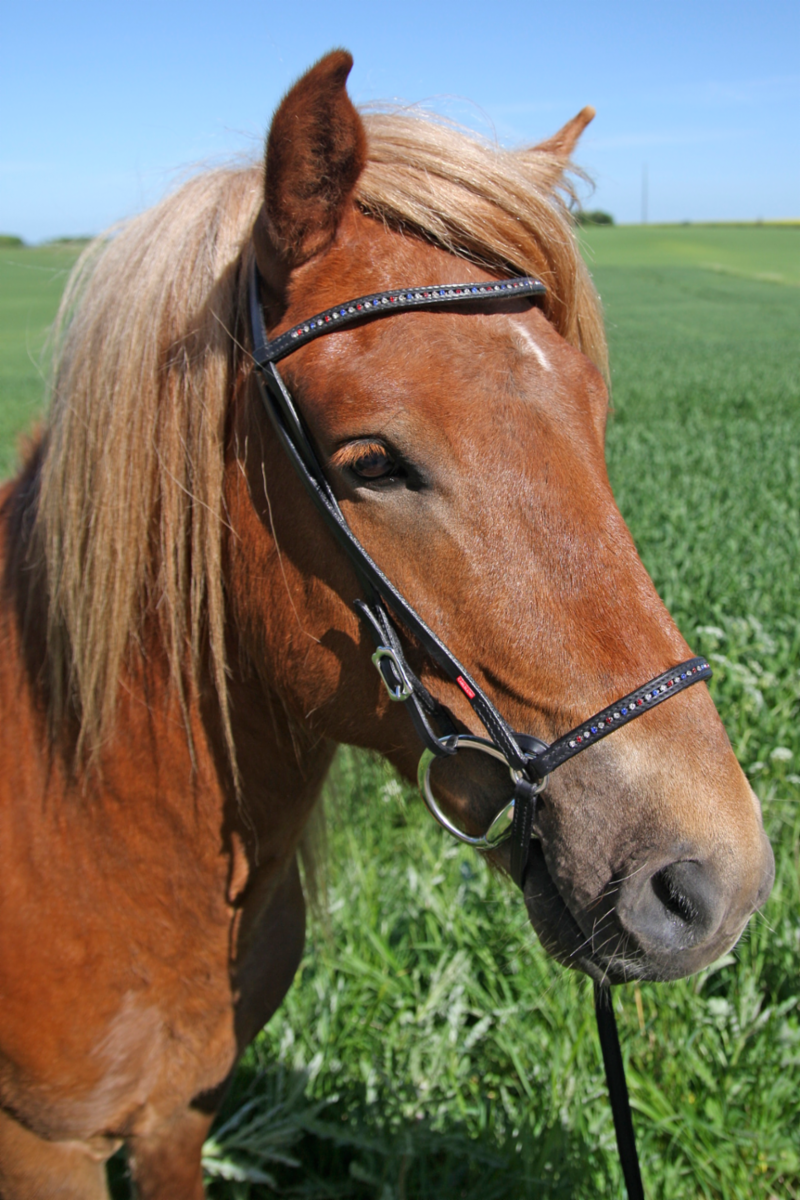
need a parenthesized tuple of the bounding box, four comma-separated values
(252, 275, 548, 365)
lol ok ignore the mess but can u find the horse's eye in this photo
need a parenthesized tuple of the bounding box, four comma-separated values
(351, 445, 395, 479)
(331, 440, 400, 482)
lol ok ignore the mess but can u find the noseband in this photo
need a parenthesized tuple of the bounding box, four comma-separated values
(249, 259, 711, 1200)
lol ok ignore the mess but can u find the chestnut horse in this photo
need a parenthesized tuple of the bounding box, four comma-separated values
(0, 51, 773, 1198)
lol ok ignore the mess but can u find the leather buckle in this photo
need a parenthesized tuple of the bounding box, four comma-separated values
(371, 647, 414, 702)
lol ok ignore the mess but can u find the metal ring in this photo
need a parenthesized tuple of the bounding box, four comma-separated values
(417, 735, 546, 851)
(371, 647, 414, 702)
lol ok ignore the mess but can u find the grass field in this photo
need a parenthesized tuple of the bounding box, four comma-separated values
(0, 243, 86, 478)
(580, 222, 800, 286)
(2, 226, 800, 1198)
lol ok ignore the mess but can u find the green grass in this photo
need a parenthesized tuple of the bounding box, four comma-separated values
(202, 737, 800, 1199)
(2, 231, 800, 1198)
(580, 223, 800, 286)
(0, 243, 82, 477)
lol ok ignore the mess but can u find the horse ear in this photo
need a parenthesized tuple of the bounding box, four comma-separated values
(256, 50, 367, 291)
(533, 106, 595, 158)
(516, 106, 595, 193)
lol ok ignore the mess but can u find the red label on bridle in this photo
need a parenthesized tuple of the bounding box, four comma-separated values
(457, 675, 476, 699)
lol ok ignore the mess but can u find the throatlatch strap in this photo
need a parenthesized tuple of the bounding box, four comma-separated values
(594, 984, 646, 1200)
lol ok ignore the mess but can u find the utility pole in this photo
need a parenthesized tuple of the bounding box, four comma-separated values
(641, 164, 648, 225)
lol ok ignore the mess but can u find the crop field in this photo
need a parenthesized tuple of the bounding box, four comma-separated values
(0, 241, 82, 478)
(1, 224, 799, 1198)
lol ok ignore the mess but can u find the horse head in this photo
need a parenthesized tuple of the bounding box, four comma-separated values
(227, 51, 773, 984)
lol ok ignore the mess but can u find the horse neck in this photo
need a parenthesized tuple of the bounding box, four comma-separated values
(0, 458, 328, 875)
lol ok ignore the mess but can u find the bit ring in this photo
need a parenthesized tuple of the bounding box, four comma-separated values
(417, 734, 546, 850)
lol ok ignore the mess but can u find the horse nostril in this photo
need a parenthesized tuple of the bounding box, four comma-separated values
(618, 859, 722, 953)
(651, 864, 703, 926)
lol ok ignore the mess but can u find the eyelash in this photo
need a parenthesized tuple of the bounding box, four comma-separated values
(332, 441, 397, 481)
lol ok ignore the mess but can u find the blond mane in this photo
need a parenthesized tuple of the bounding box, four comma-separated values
(35, 110, 607, 766)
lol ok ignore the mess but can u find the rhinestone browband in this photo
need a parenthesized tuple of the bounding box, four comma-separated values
(254, 276, 548, 365)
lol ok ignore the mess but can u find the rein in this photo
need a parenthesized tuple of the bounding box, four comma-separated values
(249, 258, 711, 1199)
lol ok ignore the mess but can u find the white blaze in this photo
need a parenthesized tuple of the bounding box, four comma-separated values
(509, 319, 552, 372)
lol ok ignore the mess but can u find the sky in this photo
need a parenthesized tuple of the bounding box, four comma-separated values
(2, 0, 798, 242)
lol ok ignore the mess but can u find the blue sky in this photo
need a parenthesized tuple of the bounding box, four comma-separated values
(3, 1, 798, 241)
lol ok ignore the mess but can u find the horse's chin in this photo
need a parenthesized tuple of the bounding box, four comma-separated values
(521, 840, 650, 984)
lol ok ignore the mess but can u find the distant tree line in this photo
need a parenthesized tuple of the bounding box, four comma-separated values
(574, 210, 614, 226)
(0, 235, 93, 247)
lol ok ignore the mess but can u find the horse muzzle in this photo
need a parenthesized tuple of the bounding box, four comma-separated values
(520, 820, 775, 983)
(611, 831, 775, 979)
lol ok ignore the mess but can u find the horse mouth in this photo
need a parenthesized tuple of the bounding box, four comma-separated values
(427, 747, 647, 980)
(521, 840, 646, 984)
(520, 816, 773, 984)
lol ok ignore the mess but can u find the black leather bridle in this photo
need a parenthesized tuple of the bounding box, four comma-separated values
(248, 258, 712, 1199)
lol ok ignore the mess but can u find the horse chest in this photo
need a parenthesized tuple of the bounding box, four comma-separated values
(0, 747, 241, 1138)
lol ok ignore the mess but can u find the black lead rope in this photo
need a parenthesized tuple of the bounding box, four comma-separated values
(249, 259, 713, 1200)
(595, 983, 646, 1200)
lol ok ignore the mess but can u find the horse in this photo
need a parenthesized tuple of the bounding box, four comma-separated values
(0, 50, 773, 1198)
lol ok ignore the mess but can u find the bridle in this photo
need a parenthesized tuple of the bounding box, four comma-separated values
(247, 260, 711, 883)
(248, 257, 711, 1199)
